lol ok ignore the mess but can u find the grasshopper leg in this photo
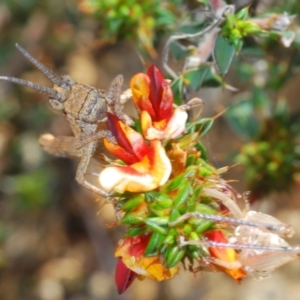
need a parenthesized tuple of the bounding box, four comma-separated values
(75, 141, 111, 197)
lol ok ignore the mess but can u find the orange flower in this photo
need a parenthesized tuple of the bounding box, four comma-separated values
(130, 65, 188, 140)
(115, 233, 179, 292)
(204, 230, 247, 283)
(99, 113, 171, 193)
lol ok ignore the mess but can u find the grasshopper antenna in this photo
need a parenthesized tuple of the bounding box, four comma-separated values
(15, 44, 64, 87)
(0, 44, 66, 100)
(0, 76, 64, 100)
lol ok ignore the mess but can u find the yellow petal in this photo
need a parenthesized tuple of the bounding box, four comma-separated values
(148, 140, 172, 186)
(115, 235, 179, 282)
(130, 73, 156, 119)
(99, 141, 171, 193)
(141, 108, 188, 140)
(99, 165, 158, 193)
(122, 256, 179, 281)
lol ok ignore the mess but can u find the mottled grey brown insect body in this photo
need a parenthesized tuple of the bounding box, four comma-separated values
(0, 44, 132, 196)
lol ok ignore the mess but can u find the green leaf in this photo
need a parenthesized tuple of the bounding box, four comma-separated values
(120, 214, 143, 225)
(235, 7, 249, 20)
(163, 174, 184, 191)
(170, 42, 191, 60)
(145, 191, 163, 203)
(144, 231, 166, 256)
(169, 208, 182, 223)
(241, 46, 265, 57)
(213, 35, 236, 76)
(127, 227, 147, 237)
(187, 117, 214, 136)
(145, 217, 169, 225)
(145, 219, 168, 235)
(171, 76, 184, 105)
(183, 166, 197, 178)
(166, 246, 185, 268)
(150, 198, 173, 211)
(195, 142, 208, 161)
(195, 220, 214, 233)
(198, 161, 215, 177)
(173, 181, 191, 207)
(134, 118, 142, 134)
(121, 195, 144, 212)
(195, 203, 218, 215)
(189, 231, 200, 241)
(188, 186, 202, 208)
(184, 66, 210, 90)
(198, 118, 214, 137)
(183, 224, 192, 235)
(164, 228, 177, 245)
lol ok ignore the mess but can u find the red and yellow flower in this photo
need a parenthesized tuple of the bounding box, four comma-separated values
(94, 65, 299, 295)
(204, 230, 247, 283)
(130, 65, 188, 140)
(99, 113, 171, 193)
(115, 233, 179, 294)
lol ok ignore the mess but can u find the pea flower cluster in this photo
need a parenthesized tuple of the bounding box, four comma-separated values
(97, 65, 300, 294)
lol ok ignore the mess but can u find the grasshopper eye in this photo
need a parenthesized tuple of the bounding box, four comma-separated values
(49, 98, 64, 110)
(64, 77, 76, 85)
(60, 75, 76, 90)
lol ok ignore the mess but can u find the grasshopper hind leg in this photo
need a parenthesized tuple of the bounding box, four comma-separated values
(39, 134, 82, 158)
(75, 141, 111, 197)
(40, 134, 110, 197)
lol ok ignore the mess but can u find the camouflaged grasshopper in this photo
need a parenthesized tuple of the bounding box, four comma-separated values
(0, 44, 133, 196)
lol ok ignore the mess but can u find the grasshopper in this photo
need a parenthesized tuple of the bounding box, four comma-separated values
(0, 44, 133, 196)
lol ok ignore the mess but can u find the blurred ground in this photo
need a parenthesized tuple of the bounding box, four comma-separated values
(0, 1, 300, 300)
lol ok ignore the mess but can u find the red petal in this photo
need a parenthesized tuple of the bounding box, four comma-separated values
(107, 113, 135, 156)
(118, 121, 149, 160)
(204, 230, 247, 283)
(115, 258, 137, 294)
(204, 230, 227, 243)
(159, 80, 173, 120)
(204, 230, 237, 262)
(106, 113, 149, 163)
(103, 138, 138, 165)
(129, 233, 152, 256)
(147, 65, 164, 121)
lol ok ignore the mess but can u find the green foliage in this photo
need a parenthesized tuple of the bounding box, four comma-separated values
(165, 2, 296, 104)
(80, 0, 183, 56)
(184, 66, 217, 90)
(226, 87, 300, 200)
(213, 35, 236, 76)
(116, 155, 220, 268)
(221, 7, 261, 51)
(5, 168, 54, 210)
